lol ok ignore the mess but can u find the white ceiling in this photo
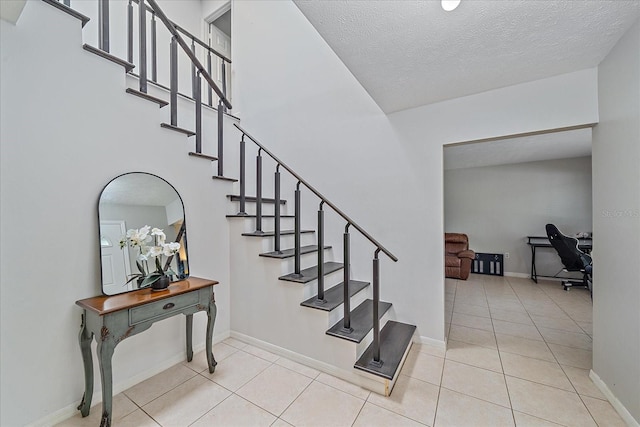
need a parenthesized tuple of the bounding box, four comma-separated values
(443, 127, 592, 170)
(100, 173, 180, 206)
(294, 0, 640, 114)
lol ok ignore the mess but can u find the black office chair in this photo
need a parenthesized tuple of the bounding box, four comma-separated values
(545, 224, 592, 295)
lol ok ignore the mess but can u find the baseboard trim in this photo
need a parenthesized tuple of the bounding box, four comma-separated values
(28, 330, 231, 427)
(416, 335, 446, 349)
(589, 370, 639, 427)
(504, 272, 531, 279)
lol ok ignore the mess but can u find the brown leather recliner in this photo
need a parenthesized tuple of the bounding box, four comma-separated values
(445, 233, 475, 280)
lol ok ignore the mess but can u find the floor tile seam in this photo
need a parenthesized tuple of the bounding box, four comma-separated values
(488, 306, 518, 425)
(233, 385, 296, 419)
(204, 357, 275, 393)
(536, 281, 592, 324)
(277, 378, 316, 423)
(313, 375, 370, 401)
(185, 392, 236, 426)
(439, 384, 512, 410)
(238, 346, 282, 364)
(539, 338, 593, 352)
(445, 335, 497, 350)
(126, 368, 203, 409)
(274, 359, 321, 380)
(492, 328, 545, 342)
(118, 392, 145, 420)
(451, 309, 492, 319)
(489, 315, 535, 326)
(449, 320, 493, 333)
(349, 398, 368, 427)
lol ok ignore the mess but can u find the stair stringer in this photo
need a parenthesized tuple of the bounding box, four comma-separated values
(228, 219, 404, 395)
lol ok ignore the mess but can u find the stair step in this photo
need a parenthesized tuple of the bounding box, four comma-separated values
(301, 280, 369, 312)
(83, 44, 134, 72)
(125, 88, 168, 107)
(279, 262, 344, 283)
(160, 123, 195, 136)
(260, 245, 331, 259)
(212, 175, 238, 182)
(228, 195, 287, 205)
(188, 152, 218, 161)
(326, 299, 392, 343)
(42, 0, 90, 27)
(242, 229, 315, 238)
(354, 321, 417, 380)
(226, 214, 296, 219)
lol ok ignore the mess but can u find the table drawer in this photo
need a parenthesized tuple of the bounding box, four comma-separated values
(129, 292, 200, 325)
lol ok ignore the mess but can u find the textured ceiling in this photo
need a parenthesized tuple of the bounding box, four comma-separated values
(443, 127, 592, 170)
(294, 0, 640, 113)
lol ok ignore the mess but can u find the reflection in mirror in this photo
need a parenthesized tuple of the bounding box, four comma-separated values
(98, 173, 189, 295)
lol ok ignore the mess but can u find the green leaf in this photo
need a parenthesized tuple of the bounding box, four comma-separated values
(141, 273, 162, 287)
(155, 257, 163, 274)
(136, 260, 146, 274)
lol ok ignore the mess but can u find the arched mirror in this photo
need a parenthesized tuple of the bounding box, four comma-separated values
(98, 172, 189, 295)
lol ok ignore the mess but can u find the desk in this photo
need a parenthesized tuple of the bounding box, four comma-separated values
(527, 236, 592, 283)
(76, 277, 218, 427)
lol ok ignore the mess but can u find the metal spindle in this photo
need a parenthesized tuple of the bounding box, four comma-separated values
(342, 223, 352, 332)
(191, 38, 197, 98)
(317, 202, 325, 302)
(274, 165, 281, 252)
(221, 61, 227, 108)
(255, 149, 263, 233)
(294, 181, 302, 276)
(63, 0, 70, 6)
(138, 0, 147, 93)
(151, 12, 157, 82)
(169, 36, 178, 126)
(127, 0, 133, 63)
(372, 249, 382, 366)
(207, 50, 213, 107)
(238, 135, 246, 215)
(195, 72, 202, 153)
(98, 0, 110, 52)
(217, 100, 224, 176)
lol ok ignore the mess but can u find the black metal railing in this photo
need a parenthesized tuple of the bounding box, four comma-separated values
(234, 124, 398, 365)
(54, 0, 232, 175)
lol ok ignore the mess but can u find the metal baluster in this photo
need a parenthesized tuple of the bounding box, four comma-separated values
(127, 0, 133, 63)
(170, 36, 178, 126)
(274, 165, 281, 252)
(255, 149, 263, 233)
(371, 248, 383, 366)
(294, 181, 302, 276)
(151, 12, 157, 82)
(138, 0, 147, 93)
(63, 0, 70, 6)
(238, 134, 246, 215)
(191, 38, 197, 98)
(317, 202, 325, 302)
(207, 48, 213, 107)
(195, 71, 202, 153)
(221, 60, 227, 110)
(98, 0, 110, 52)
(342, 223, 353, 332)
(217, 100, 224, 176)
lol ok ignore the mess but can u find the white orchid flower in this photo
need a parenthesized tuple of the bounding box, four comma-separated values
(148, 246, 163, 258)
(151, 228, 166, 244)
(162, 242, 181, 256)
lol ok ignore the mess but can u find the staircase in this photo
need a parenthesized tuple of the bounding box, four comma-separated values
(42, 0, 417, 396)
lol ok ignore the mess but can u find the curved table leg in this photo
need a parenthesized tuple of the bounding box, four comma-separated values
(206, 301, 217, 373)
(77, 313, 93, 417)
(97, 335, 116, 427)
(186, 313, 194, 362)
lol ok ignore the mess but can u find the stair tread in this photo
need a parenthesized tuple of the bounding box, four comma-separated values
(301, 280, 369, 312)
(160, 123, 195, 137)
(125, 88, 168, 107)
(83, 44, 134, 72)
(227, 214, 296, 219)
(260, 245, 331, 259)
(242, 229, 314, 238)
(188, 152, 218, 161)
(326, 299, 392, 343)
(42, 0, 90, 27)
(228, 195, 287, 204)
(354, 321, 417, 380)
(212, 175, 238, 182)
(279, 262, 344, 283)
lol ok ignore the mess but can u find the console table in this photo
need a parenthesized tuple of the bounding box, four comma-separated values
(75, 276, 218, 427)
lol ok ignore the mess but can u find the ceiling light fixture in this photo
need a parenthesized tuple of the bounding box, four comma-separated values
(441, 0, 461, 12)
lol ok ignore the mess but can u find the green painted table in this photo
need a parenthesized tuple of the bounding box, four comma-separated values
(75, 277, 218, 427)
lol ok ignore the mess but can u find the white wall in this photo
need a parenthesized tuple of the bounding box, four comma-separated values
(444, 157, 593, 276)
(232, 0, 600, 350)
(0, 2, 232, 425)
(592, 20, 640, 424)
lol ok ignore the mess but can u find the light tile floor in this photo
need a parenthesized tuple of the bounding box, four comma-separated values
(59, 275, 626, 426)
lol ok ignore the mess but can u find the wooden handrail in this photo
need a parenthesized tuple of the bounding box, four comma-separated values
(234, 124, 398, 262)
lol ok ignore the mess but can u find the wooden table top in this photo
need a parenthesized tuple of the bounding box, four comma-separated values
(76, 277, 218, 315)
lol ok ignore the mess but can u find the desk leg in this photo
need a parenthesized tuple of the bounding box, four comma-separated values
(97, 335, 116, 427)
(186, 313, 194, 362)
(77, 313, 93, 417)
(530, 246, 538, 283)
(206, 302, 217, 374)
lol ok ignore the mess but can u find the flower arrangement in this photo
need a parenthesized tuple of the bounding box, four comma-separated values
(119, 225, 181, 288)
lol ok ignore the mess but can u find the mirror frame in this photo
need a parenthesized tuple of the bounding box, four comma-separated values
(97, 172, 189, 295)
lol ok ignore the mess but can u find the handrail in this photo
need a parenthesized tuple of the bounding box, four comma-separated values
(234, 123, 398, 262)
(131, 0, 231, 63)
(145, 0, 232, 110)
